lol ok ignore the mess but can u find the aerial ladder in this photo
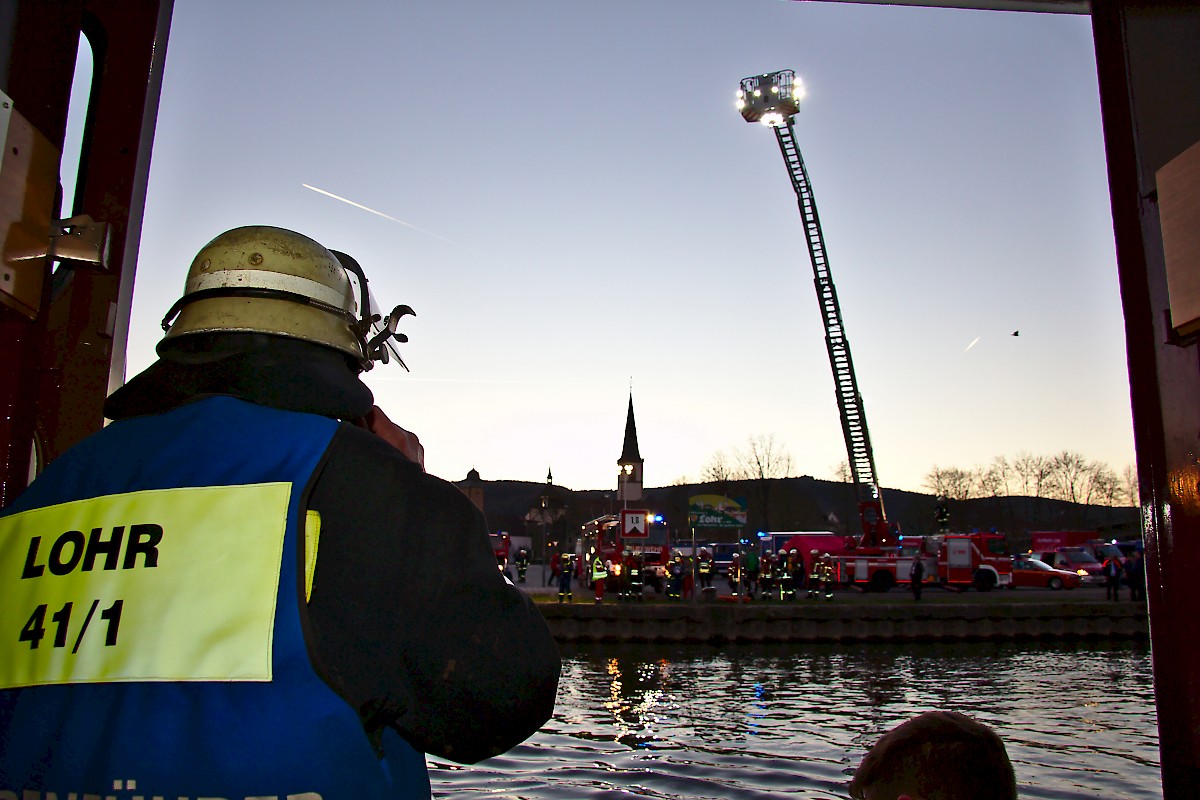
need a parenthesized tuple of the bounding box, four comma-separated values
(737, 70, 893, 550)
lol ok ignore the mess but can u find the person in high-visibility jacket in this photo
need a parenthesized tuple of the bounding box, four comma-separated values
(0, 226, 560, 800)
(592, 556, 609, 603)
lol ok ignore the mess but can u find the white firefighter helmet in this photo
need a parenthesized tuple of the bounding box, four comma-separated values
(810, 549, 818, 555)
(822, 552, 831, 559)
(159, 226, 411, 370)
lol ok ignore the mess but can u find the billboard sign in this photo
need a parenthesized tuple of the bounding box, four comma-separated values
(688, 495, 747, 528)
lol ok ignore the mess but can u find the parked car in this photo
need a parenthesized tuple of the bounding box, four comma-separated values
(1030, 546, 1105, 585)
(1010, 557, 1082, 590)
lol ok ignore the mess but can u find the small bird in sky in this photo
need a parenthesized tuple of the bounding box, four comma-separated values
(1012, 330, 1020, 337)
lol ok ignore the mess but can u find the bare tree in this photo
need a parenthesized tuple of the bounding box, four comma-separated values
(923, 465, 975, 500)
(831, 460, 852, 483)
(735, 434, 793, 481)
(1011, 451, 1052, 498)
(1088, 462, 1121, 506)
(1048, 450, 1091, 503)
(975, 456, 1013, 498)
(732, 434, 793, 534)
(701, 450, 739, 484)
(1121, 463, 1140, 507)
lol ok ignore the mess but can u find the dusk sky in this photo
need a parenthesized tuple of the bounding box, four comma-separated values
(112, 0, 1133, 495)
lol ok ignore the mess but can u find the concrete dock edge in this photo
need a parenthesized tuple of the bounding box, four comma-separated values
(536, 601, 1149, 644)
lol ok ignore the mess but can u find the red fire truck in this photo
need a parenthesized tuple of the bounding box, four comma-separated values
(489, 532, 511, 572)
(579, 515, 671, 591)
(840, 532, 1013, 592)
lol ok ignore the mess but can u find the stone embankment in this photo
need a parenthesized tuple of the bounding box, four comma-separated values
(536, 598, 1148, 644)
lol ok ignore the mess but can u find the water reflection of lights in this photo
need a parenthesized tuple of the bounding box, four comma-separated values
(746, 681, 767, 736)
(603, 657, 671, 748)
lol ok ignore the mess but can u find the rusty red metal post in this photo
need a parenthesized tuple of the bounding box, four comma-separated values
(1091, 1, 1200, 796)
(0, 0, 170, 504)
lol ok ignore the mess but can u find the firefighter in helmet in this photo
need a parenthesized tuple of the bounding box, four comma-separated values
(807, 549, 822, 599)
(515, 547, 530, 583)
(558, 552, 575, 603)
(935, 495, 951, 534)
(625, 550, 644, 600)
(0, 226, 560, 798)
(667, 550, 685, 600)
(774, 550, 790, 600)
(819, 553, 836, 600)
(759, 552, 775, 600)
(697, 547, 714, 590)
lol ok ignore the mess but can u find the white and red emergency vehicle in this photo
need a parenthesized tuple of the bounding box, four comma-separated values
(839, 532, 1013, 592)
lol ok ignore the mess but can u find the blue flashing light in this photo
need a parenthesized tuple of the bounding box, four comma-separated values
(652, 514, 664, 523)
(756, 531, 768, 538)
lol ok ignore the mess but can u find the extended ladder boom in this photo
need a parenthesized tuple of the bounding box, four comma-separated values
(773, 120, 891, 548)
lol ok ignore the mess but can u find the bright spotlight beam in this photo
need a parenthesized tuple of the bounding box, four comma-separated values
(302, 183, 481, 254)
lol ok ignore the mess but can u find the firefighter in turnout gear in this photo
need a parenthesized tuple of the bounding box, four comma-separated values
(777, 551, 794, 600)
(698, 548, 714, 590)
(667, 552, 685, 600)
(935, 496, 951, 534)
(0, 226, 559, 799)
(759, 552, 776, 600)
(819, 553, 836, 600)
(558, 553, 574, 603)
(624, 552, 644, 600)
(807, 549, 822, 599)
(515, 548, 530, 583)
(787, 548, 803, 601)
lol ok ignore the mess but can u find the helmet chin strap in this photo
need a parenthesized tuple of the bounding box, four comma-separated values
(329, 250, 415, 372)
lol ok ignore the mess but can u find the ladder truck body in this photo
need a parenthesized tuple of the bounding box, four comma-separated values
(737, 70, 892, 550)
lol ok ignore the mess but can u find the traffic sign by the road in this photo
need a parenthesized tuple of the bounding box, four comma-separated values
(620, 509, 649, 538)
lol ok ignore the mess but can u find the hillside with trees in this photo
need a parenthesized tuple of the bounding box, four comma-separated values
(459, 472, 1138, 561)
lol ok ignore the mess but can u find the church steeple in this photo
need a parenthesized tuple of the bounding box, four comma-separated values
(620, 394, 641, 462)
(617, 392, 644, 503)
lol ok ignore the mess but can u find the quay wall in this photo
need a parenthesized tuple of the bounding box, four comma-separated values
(537, 601, 1149, 644)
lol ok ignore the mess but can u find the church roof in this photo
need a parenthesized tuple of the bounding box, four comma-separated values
(619, 393, 642, 462)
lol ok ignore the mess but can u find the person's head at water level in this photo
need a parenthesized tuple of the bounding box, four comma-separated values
(848, 711, 1017, 800)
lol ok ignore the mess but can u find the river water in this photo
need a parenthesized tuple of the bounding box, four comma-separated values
(429, 641, 1160, 799)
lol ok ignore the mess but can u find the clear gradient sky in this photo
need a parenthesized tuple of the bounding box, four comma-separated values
(120, 0, 1134, 494)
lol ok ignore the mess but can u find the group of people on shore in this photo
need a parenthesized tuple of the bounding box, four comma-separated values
(548, 547, 841, 603)
(1102, 549, 1146, 602)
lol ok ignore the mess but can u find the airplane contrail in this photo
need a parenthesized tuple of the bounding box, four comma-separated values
(302, 183, 482, 254)
(964, 336, 981, 353)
